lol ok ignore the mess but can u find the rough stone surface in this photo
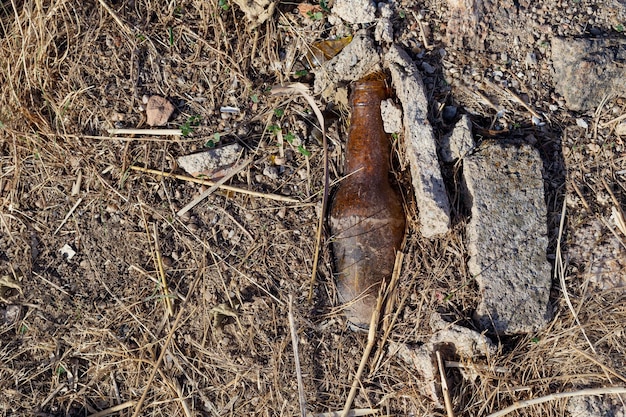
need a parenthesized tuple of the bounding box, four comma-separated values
(393, 313, 495, 408)
(568, 217, 626, 291)
(440, 114, 474, 162)
(568, 395, 626, 417)
(381, 99, 402, 134)
(146, 95, 175, 127)
(313, 32, 381, 97)
(552, 37, 626, 113)
(231, 0, 276, 29)
(445, 0, 486, 51)
(374, 3, 394, 43)
(332, 0, 375, 24)
(177, 143, 243, 179)
(385, 45, 451, 238)
(464, 143, 552, 335)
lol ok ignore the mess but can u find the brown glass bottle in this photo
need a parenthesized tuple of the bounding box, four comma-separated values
(329, 76, 405, 330)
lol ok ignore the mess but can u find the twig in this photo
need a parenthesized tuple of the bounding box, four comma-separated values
(129, 265, 187, 302)
(107, 128, 183, 136)
(152, 223, 174, 316)
(96, 0, 134, 39)
(445, 360, 510, 374)
(436, 351, 455, 417)
(33, 272, 70, 297)
(129, 165, 298, 203)
(53, 197, 83, 235)
(601, 112, 626, 127)
(289, 295, 307, 417)
(312, 410, 379, 417)
(485, 387, 626, 417)
(130, 270, 204, 417)
(554, 200, 596, 353)
(339, 288, 384, 417)
(176, 157, 252, 217)
(173, 377, 193, 417)
(270, 84, 327, 303)
(87, 401, 136, 417)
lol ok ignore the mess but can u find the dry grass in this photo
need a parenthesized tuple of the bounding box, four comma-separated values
(1, 0, 626, 416)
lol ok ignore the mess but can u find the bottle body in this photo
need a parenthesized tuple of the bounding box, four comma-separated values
(329, 77, 405, 330)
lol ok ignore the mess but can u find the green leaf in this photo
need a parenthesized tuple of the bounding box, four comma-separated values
(274, 108, 284, 118)
(297, 145, 311, 157)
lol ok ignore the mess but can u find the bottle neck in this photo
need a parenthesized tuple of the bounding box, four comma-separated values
(345, 81, 391, 178)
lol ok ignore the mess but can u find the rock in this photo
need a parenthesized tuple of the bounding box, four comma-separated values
(440, 114, 474, 162)
(568, 218, 626, 291)
(392, 313, 495, 408)
(567, 395, 626, 417)
(313, 32, 382, 97)
(177, 143, 243, 179)
(552, 37, 626, 113)
(332, 0, 375, 24)
(231, 0, 277, 29)
(381, 99, 402, 133)
(445, 0, 486, 51)
(374, 3, 394, 43)
(385, 45, 451, 238)
(146, 95, 175, 127)
(463, 143, 552, 335)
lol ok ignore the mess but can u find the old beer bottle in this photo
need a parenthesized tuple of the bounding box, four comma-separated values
(329, 75, 406, 330)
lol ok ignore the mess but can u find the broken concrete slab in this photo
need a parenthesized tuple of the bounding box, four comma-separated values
(177, 143, 243, 179)
(445, 0, 486, 51)
(332, 0, 375, 24)
(392, 313, 495, 408)
(463, 143, 552, 335)
(440, 114, 474, 162)
(568, 394, 626, 417)
(313, 32, 382, 97)
(381, 99, 402, 134)
(231, 0, 276, 29)
(385, 45, 451, 238)
(552, 37, 626, 112)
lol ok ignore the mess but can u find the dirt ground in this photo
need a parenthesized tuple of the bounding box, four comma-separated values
(1, 0, 625, 416)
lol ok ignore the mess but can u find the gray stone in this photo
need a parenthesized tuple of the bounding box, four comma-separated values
(392, 313, 495, 408)
(552, 37, 626, 112)
(568, 395, 626, 417)
(385, 45, 451, 238)
(374, 3, 394, 43)
(313, 32, 382, 97)
(231, 0, 277, 29)
(381, 99, 402, 134)
(177, 143, 243, 179)
(464, 143, 552, 335)
(332, 0, 376, 24)
(440, 114, 474, 162)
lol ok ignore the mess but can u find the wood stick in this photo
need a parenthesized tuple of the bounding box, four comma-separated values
(129, 165, 299, 203)
(107, 128, 183, 136)
(437, 351, 455, 417)
(486, 387, 626, 417)
(289, 295, 307, 417)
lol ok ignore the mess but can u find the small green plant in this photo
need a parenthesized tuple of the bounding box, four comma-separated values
(531, 337, 540, 344)
(283, 131, 311, 157)
(218, 0, 229, 11)
(267, 124, 281, 134)
(174, 5, 183, 17)
(168, 27, 174, 46)
(273, 108, 285, 118)
(319, 0, 330, 12)
(180, 115, 200, 136)
(250, 94, 259, 103)
(294, 69, 308, 78)
(204, 132, 221, 148)
(56, 364, 66, 377)
(136, 33, 146, 42)
(19, 323, 28, 335)
(307, 10, 324, 20)
(616, 23, 625, 33)
(398, 9, 406, 19)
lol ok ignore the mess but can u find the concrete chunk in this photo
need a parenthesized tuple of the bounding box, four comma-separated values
(552, 37, 626, 112)
(177, 143, 243, 179)
(385, 45, 451, 238)
(441, 114, 474, 162)
(464, 143, 552, 335)
(313, 32, 382, 96)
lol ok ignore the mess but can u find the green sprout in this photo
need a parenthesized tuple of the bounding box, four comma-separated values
(218, 0, 229, 11)
(181, 115, 200, 136)
(616, 23, 625, 33)
(168, 27, 174, 46)
(204, 132, 221, 148)
(274, 108, 285, 118)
